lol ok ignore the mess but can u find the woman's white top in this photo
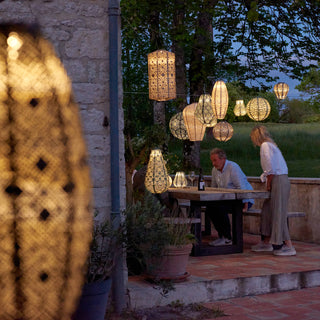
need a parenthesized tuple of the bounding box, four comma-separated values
(260, 141, 288, 175)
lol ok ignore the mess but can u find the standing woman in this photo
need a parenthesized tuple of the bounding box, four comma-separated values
(250, 125, 296, 256)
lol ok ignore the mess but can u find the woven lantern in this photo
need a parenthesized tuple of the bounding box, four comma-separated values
(213, 121, 234, 142)
(211, 80, 229, 119)
(148, 49, 176, 101)
(169, 112, 188, 140)
(145, 149, 170, 194)
(195, 94, 217, 127)
(246, 97, 271, 121)
(183, 103, 206, 141)
(0, 24, 93, 319)
(274, 82, 289, 100)
(233, 100, 246, 116)
(173, 172, 188, 188)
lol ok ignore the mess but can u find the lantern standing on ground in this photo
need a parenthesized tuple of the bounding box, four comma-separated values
(145, 149, 170, 194)
(246, 97, 271, 121)
(211, 80, 229, 119)
(173, 172, 188, 188)
(195, 94, 217, 127)
(148, 50, 176, 101)
(169, 112, 189, 140)
(183, 103, 206, 141)
(0, 24, 93, 319)
(274, 82, 289, 100)
(213, 121, 234, 142)
(233, 100, 246, 117)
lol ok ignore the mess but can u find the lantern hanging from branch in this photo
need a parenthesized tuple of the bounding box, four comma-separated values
(148, 49, 176, 101)
(145, 149, 170, 194)
(213, 121, 234, 142)
(273, 82, 289, 100)
(246, 97, 271, 121)
(183, 103, 206, 141)
(173, 172, 188, 188)
(169, 112, 188, 140)
(211, 80, 229, 119)
(0, 24, 93, 319)
(195, 94, 217, 127)
(233, 100, 246, 116)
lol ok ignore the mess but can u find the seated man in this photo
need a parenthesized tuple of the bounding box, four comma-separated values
(206, 148, 254, 246)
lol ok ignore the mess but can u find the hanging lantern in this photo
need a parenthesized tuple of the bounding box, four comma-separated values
(195, 94, 217, 127)
(274, 82, 289, 100)
(183, 103, 206, 141)
(173, 172, 188, 188)
(211, 80, 229, 119)
(145, 149, 170, 194)
(0, 24, 93, 319)
(246, 97, 271, 121)
(233, 100, 246, 117)
(213, 121, 234, 142)
(169, 112, 188, 140)
(148, 49, 176, 101)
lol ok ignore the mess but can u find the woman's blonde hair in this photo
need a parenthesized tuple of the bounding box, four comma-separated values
(250, 125, 275, 146)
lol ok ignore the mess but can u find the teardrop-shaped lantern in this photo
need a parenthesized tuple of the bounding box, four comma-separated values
(169, 112, 188, 140)
(246, 97, 271, 121)
(273, 82, 289, 100)
(195, 94, 217, 127)
(173, 172, 188, 188)
(211, 80, 229, 119)
(233, 100, 246, 116)
(183, 103, 206, 141)
(145, 149, 169, 194)
(148, 50, 176, 101)
(213, 121, 234, 142)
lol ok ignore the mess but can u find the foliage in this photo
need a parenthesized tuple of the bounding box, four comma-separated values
(280, 99, 315, 123)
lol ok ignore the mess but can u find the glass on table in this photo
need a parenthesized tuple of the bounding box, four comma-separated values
(188, 171, 196, 186)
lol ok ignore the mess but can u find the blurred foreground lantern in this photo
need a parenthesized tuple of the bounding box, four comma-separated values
(233, 100, 246, 116)
(0, 24, 93, 319)
(145, 149, 169, 194)
(274, 82, 289, 100)
(173, 172, 188, 188)
(183, 103, 206, 141)
(195, 94, 217, 127)
(246, 97, 271, 121)
(148, 49, 176, 101)
(213, 121, 234, 142)
(169, 112, 188, 140)
(211, 80, 229, 119)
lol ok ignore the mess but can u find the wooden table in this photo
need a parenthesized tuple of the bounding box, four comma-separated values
(168, 187, 270, 256)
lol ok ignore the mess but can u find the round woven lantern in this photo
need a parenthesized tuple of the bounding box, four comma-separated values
(183, 103, 206, 141)
(195, 94, 217, 127)
(273, 82, 289, 100)
(173, 172, 188, 188)
(246, 97, 271, 121)
(169, 112, 188, 140)
(233, 100, 246, 116)
(211, 80, 229, 119)
(148, 49, 176, 101)
(213, 121, 234, 142)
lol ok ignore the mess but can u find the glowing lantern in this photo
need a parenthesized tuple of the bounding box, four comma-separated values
(148, 50, 176, 101)
(233, 100, 246, 116)
(211, 80, 229, 119)
(246, 97, 271, 121)
(173, 172, 188, 188)
(183, 103, 206, 141)
(213, 121, 234, 142)
(169, 112, 188, 140)
(0, 24, 93, 319)
(195, 94, 217, 127)
(145, 149, 170, 194)
(274, 82, 289, 100)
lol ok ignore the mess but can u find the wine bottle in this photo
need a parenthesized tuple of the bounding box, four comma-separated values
(198, 168, 205, 191)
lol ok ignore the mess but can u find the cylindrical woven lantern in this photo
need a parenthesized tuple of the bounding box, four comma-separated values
(183, 103, 206, 141)
(273, 82, 289, 100)
(148, 49, 176, 101)
(145, 149, 170, 194)
(246, 97, 271, 121)
(167, 175, 172, 187)
(173, 172, 188, 188)
(0, 24, 93, 319)
(169, 112, 188, 140)
(233, 100, 246, 116)
(211, 80, 229, 119)
(195, 94, 217, 127)
(213, 121, 234, 142)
